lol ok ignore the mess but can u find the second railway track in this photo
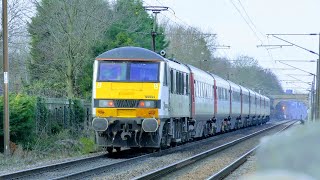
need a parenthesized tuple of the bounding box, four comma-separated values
(208, 120, 298, 180)
(134, 121, 297, 180)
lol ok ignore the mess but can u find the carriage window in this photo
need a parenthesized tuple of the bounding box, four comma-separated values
(186, 74, 189, 94)
(170, 69, 174, 93)
(179, 73, 184, 94)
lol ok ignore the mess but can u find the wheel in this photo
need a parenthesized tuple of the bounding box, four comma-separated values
(115, 147, 121, 152)
(107, 147, 113, 154)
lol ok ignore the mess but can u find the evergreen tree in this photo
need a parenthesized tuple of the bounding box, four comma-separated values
(93, 0, 168, 56)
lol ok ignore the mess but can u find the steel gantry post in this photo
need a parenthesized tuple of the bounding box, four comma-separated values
(316, 34, 320, 120)
(266, 33, 320, 121)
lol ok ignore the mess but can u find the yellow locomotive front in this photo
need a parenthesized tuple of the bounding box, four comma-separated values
(92, 47, 166, 152)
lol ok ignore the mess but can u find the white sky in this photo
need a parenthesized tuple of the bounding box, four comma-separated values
(144, 0, 320, 94)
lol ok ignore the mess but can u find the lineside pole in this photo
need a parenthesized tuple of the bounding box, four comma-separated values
(315, 63, 319, 121)
(316, 34, 320, 121)
(312, 75, 315, 121)
(151, 12, 158, 52)
(2, 0, 10, 156)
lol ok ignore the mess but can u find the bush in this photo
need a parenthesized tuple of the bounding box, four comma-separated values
(0, 94, 37, 151)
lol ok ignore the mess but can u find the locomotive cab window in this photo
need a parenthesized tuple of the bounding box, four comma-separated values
(98, 61, 159, 82)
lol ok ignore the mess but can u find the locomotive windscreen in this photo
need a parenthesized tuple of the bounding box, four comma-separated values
(98, 61, 159, 82)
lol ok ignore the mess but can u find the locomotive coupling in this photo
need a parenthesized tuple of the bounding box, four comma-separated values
(92, 118, 109, 131)
(142, 118, 159, 132)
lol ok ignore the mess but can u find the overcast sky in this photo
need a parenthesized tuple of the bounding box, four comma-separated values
(144, 0, 320, 93)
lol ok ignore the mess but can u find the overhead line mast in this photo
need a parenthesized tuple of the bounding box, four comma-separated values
(143, 6, 168, 52)
(266, 33, 320, 121)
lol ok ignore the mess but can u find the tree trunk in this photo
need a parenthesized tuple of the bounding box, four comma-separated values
(66, 59, 75, 98)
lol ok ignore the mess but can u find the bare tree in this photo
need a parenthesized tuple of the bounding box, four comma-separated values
(28, 0, 113, 98)
(164, 24, 216, 71)
(0, 0, 33, 93)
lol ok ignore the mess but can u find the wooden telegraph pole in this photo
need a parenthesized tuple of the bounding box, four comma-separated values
(2, 0, 10, 156)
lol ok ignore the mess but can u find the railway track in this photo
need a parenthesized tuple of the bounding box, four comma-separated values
(133, 121, 296, 180)
(0, 121, 287, 180)
(0, 154, 108, 180)
(207, 120, 298, 180)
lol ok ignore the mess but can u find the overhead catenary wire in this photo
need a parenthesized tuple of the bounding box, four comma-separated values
(148, 0, 231, 59)
(237, 0, 265, 38)
(229, 0, 302, 92)
(229, 0, 264, 44)
(155, 0, 232, 60)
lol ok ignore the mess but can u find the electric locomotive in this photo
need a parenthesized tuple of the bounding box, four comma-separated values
(92, 47, 270, 153)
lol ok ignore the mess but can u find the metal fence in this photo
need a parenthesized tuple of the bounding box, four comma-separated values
(35, 98, 92, 134)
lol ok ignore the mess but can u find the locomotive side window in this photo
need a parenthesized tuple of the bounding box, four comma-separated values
(176, 72, 180, 94)
(164, 62, 168, 86)
(170, 69, 174, 93)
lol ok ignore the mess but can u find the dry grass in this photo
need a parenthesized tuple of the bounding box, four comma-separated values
(0, 129, 98, 174)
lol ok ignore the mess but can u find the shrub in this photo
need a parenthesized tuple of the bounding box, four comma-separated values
(0, 94, 37, 151)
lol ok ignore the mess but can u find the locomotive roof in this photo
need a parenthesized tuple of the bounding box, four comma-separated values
(96, 46, 165, 61)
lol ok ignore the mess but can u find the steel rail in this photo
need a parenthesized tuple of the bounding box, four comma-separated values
(0, 154, 107, 180)
(53, 122, 287, 180)
(206, 121, 298, 180)
(133, 121, 289, 180)
(1, 121, 286, 180)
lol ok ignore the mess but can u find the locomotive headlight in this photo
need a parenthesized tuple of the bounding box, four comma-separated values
(98, 100, 114, 107)
(138, 100, 156, 108)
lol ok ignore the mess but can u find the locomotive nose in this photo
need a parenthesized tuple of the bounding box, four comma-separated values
(92, 118, 109, 131)
(142, 118, 159, 132)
